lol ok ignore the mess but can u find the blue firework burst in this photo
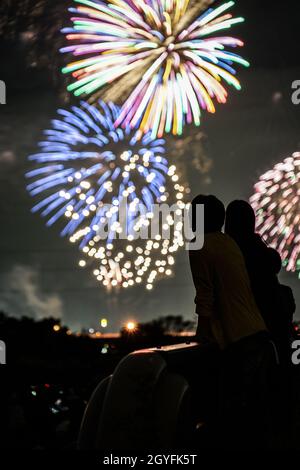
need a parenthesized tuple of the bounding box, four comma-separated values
(26, 101, 187, 289)
(26, 101, 172, 247)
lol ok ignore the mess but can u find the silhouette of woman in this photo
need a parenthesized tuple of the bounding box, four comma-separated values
(225, 200, 279, 340)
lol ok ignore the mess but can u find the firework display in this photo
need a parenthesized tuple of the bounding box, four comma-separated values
(61, 0, 249, 138)
(250, 153, 300, 276)
(26, 100, 187, 289)
(23, 0, 250, 291)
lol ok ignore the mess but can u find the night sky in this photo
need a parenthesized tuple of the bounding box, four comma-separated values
(0, 0, 300, 331)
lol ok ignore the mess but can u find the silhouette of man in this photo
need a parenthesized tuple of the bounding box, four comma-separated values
(189, 195, 266, 349)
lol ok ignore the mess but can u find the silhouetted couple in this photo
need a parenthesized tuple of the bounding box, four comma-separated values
(189, 195, 296, 449)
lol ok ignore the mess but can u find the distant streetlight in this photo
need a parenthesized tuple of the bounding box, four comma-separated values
(53, 324, 61, 332)
(100, 318, 108, 328)
(125, 321, 137, 332)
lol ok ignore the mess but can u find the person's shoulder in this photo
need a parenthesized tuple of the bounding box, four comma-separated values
(280, 284, 296, 312)
(188, 233, 215, 256)
(253, 233, 268, 250)
(189, 232, 234, 256)
(207, 232, 236, 254)
(221, 233, 246, 258)
(220, 232, 240, 247)
(280, 284, 294, 296)
(204, 232, 238, 249)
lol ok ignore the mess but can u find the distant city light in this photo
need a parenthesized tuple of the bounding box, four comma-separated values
(101, 344, 109, 354)
(100, 318, 108, 328)
(125, 321, 137, 332)
(53, 324, 61, 332)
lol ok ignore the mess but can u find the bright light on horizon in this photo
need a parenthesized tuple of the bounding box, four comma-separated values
(125, 321, 137, 332)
